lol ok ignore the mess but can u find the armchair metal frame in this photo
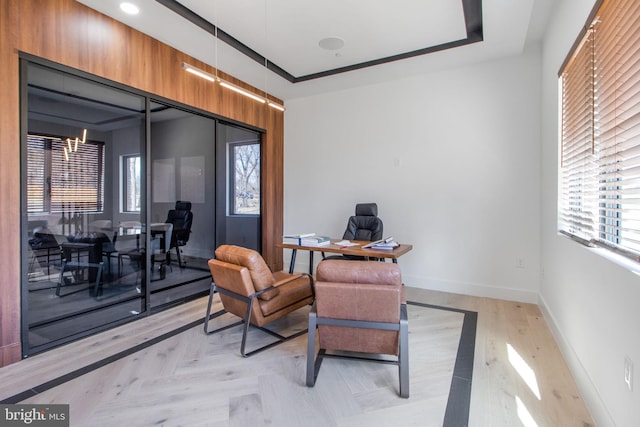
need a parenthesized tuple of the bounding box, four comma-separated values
(204, 280, 311, 357)
(306, 302, 409, 398)
(204, 245, 315, 358)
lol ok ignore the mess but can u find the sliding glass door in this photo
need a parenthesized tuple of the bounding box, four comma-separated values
(22, 61, 147, 354)
(20, 59, 263, 356)
(216, 122, 262, 251)
(146, 102, 216, 309)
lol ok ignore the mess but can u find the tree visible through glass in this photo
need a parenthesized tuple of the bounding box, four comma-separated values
(233, 143, 260, 215)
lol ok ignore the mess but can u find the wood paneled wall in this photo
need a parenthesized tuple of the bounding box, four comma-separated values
(0, 0, 284, 366)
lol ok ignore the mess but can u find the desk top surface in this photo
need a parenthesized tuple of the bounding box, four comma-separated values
(277, 239, 412, 259)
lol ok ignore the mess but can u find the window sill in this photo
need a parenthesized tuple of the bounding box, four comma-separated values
(559, 231, 640, 275)
(585, 245, 640, 276)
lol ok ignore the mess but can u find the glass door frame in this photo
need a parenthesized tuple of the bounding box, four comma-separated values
(19, 54, 265, 357)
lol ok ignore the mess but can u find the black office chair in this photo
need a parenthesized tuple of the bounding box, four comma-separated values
(324, 202, 383, 261)
(165, 201, 193, 268)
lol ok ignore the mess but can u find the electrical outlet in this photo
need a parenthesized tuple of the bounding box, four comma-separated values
(624, 356, 633, 391)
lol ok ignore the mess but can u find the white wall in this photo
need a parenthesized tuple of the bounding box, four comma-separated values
(541, 0, 640, 425)
(283, 1, 640, 424)
(284, 46, 542, 303)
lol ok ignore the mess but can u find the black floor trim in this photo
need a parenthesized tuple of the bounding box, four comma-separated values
(1, 318, 204, 404)
(4, 302, 478, 427)
(408, 301, 477, 427)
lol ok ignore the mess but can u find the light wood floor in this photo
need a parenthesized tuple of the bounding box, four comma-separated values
(0, 287, 594, 426)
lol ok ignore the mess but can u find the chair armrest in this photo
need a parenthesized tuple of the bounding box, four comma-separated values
(262, 272, 313, 301)
(272, 272, 309, 287)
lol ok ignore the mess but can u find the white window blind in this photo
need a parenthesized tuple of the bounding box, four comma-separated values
(123, 154, 141, 212)
(27, 136, 46, 213)
(27, 135, 105, 214)
(559, 0, 640, 259)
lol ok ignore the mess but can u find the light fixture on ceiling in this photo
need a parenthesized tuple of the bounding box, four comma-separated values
(182, 0, 285, 112)
(318, 37, 345, 51)
(182, 62, 216, 83)
(261, 57, 286, 111)
(120, 2, 140, 15)
(267, 101, 285, 111)
(63, 129, 87, 161)
(219, 80, 266, 104)
(181, 62, 285, 111)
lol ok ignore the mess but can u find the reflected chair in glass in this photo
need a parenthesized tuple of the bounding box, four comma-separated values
(57, 237, 106, 297)
(306, 259, 409, 398)
(204, 244, 314, 357)
(150, 223, 173, 280)
(165, 201, 193, 268)
(28, 227, 62, 279)
(119, 220, 142, 230)
(100, 231, 118, 276)
(117, 221, 143, 280)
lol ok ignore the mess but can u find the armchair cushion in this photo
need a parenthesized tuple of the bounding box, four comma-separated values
(315, 260, 404, 355)
(215, 244, 277, 298)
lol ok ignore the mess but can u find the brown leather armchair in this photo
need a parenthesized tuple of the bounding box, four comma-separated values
(205, 244, 314, 357)
(306, 259, 409, 397)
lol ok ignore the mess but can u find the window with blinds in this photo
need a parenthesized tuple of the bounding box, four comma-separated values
(123, 154, 141, 212)
(559, 0, 640, 260)
(27, 136, 47, 213)
(27, 135, 105, 214)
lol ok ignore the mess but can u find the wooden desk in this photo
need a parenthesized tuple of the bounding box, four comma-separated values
(277, 239, 413, 275)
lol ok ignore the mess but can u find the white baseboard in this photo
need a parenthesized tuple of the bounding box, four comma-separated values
(538, 294, 614, 427)
(285, 257, 541, 303)
(403, 274, 539, 304)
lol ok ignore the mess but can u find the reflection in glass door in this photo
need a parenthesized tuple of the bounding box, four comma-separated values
(216, 122, 262, 251)
(21, 61, 265, 356)
(22, 61, 146, 355)
(147, 102, 215, 309)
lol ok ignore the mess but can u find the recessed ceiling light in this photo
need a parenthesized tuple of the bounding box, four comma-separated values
(120, 2, 140, 15)
(318, 37, 345, 51)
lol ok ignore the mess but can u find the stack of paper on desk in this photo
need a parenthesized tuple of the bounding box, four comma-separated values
(363, 237, 399, 250)
(282, 233, 315, 244)
(300, 235, 331, 246)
